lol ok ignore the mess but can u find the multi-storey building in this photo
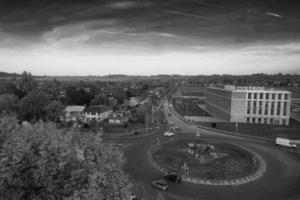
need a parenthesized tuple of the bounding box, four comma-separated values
(205, 85, 291, 125)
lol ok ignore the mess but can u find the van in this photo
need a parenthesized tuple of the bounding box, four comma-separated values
(275, 137, 297, 148)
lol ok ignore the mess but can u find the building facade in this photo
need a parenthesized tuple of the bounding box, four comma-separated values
(83, 105, 113, 122)
(62, 106, 85, 122)
(205, 85, 291, 125)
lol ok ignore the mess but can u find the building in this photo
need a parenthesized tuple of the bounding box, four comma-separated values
(205, 85, 291, 125)
(108, 110, 130, 125)
(62, 105, 85, 122)
(83, 105, 113, 122)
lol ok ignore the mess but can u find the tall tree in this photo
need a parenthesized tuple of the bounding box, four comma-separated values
(0, 118, 131, 200)
(17, 71, 37, 94)
(18, 90, 50, 122)
(44, 100, 63, 122)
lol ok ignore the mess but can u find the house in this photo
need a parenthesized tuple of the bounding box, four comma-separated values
(62, 106, 85, 122)
(108, 110, 130, 125)
(83, 105, 113, 122)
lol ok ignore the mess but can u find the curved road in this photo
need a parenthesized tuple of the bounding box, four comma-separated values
(105, 99, 300, 200)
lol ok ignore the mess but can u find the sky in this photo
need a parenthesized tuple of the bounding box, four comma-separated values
(0, 0, 300, 76)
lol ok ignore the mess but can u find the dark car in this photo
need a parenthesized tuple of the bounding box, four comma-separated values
(151, 179, 168, 191)
(163, 172, 181, 183)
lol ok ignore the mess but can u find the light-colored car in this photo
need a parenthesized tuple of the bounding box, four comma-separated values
(164, 131, 175, 137)
(151, 179, 168, 191)
(275, 137, 297, 148)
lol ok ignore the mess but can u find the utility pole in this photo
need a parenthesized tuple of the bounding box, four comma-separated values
(146, 108, 148, 134)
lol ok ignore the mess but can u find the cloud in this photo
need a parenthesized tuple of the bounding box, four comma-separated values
(106, 1, 139, 9)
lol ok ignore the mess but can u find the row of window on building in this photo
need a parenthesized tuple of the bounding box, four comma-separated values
(247, 101, 288, 116)
(246, 117, 287, 125)
(247, 93, 289, 100)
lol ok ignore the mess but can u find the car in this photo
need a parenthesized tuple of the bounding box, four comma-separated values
(275, 137, 297, 148)
(163, 172, 181, 183)
(151, 179, 168, 191)
(162, 119, 167, 123)
(164, 131, 174, 137)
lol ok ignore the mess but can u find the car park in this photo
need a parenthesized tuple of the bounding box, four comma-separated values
(163, 172, 181, 183)
(151, 179, 168, 191)
(164, 131, 175, 137)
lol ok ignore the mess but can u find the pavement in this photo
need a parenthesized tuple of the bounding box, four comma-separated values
(102, 99, 300, 200)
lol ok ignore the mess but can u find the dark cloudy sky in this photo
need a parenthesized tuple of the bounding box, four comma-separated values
(0, 0, 300, 75)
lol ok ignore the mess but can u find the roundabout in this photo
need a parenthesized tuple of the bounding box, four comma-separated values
(112, 100, 300, 200)
(148, 139, 266, 186)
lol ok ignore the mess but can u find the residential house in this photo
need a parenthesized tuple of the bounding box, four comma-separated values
(108, 110, 130, 125)
(83, 105, 113, 122)
(62, 106, 85, 122)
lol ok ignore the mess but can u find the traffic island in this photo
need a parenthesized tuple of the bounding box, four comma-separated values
(147, 139, 266, 186)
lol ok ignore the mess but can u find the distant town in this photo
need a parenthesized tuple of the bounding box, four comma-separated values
(1, 71, 300, 200)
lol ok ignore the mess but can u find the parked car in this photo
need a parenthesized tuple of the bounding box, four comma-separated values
(151, 179, 168, 191)
(164, 131, 175, 137)
(162, 119, 167, 123)
(163, 172, 181, 183)
(275, 137, 297, 148)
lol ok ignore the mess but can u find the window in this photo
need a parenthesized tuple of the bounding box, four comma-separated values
(259, 93, 263, 99)
(264, 118, 268, 124)
(247, 117, 250, 123)
(264, 102, 268, 115)
(283, 102, 287, 116)
(258, 118, 261, 123)
(278, 94, 282, 100)
(252, 118, 255, 123)
(271, 102, 275, 115)
(266, 93, 269, 100)
(284, 94, 288, 100)
(247, 101, 251, 114)
(254, 93, 257, 99)
(282, 119, 286, 125)
(272, 93, 276, 100)
(259, 101, 262, 115)
(248, 93, 251, 99)
(277, 102, 281, 115)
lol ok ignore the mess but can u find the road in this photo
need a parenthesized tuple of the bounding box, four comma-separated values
(104, 99, 300, 200)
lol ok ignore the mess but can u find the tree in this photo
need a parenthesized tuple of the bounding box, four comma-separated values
(44, 100, 63, 122)
(0, 118, 131, 200)
(135, 105, 146, 123)
(17, 71, 37, 94)
(0, 93, 19, 114)
(90, 94, 108, 105)
(108, 97, 118, 111)
(18, 90, 50, 122)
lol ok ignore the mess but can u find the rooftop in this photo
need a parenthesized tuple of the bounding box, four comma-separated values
(208, 85, 291, 93)
(84, 105, 112, 114)
(65, 106, 85, 113)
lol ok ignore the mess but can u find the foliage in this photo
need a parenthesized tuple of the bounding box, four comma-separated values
(0, 93, 19, 114)
(0, 118, 131, 200)
(65, 86, 94, 106)
(90, 94, 108, 106)
(17, 71, 37, 94)
(44, 100, 64, 122)
(18, 90, 50, 122)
